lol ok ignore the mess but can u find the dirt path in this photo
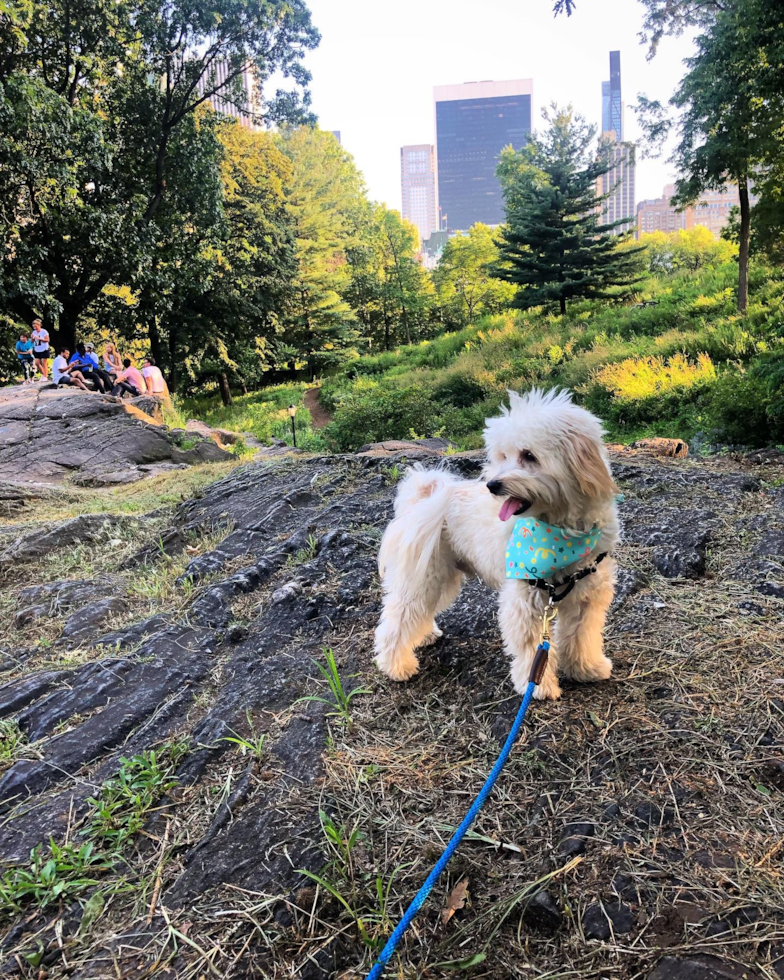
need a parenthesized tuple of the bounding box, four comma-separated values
(303, 386, 332, 429)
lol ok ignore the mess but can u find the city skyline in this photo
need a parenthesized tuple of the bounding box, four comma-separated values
(301, 0, 696, 216)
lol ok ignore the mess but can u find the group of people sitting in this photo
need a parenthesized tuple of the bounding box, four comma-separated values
(15, 320, 167, 400)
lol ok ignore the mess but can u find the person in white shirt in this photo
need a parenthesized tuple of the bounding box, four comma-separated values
(52, 348, 91, 391)
(142, 356, 168, 396)
(31, 319, 50, 381)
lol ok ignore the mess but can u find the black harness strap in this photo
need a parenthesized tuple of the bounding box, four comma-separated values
(524, 552, 608, 603)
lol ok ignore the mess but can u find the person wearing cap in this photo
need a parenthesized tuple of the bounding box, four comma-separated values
(69, 343, 111, 393)
(84, 342, 114, 392)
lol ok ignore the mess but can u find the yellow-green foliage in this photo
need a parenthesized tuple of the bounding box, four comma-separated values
(593, 353, 716, 402)
(319, 257, 784, 449)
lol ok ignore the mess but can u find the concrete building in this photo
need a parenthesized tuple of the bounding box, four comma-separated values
(689, 187, 743, 236)
(433, 79, 533, 232)
(636, 183, 746, 237)
(400, 144, 438, 245)
(197, 61, 259, 129)
(636, 184, 688, 235)
(331, 130, 342, 144)
(598, 142, 636, 234)
(598, 52, 636, 235)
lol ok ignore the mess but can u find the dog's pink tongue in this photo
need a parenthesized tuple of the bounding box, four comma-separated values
(498, 497, 523, 522)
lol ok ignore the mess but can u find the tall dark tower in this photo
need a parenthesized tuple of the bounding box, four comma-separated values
(602, 51, 623, 139)
(609, 51, 622, 139)
(599, 50, 635, 236)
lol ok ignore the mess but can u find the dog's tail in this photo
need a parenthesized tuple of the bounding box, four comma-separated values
(378, 466, 457, 593)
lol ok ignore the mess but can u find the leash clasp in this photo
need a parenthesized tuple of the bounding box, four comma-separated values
(540, 603, 558, 642)
(529, 604, 556, 687)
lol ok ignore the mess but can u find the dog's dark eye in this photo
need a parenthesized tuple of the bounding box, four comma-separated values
(521, 450, 537, 464)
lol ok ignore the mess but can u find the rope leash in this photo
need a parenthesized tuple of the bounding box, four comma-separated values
(365, 609, 556, 980)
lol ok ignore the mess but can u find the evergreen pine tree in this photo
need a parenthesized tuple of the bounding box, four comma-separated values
(494, 106, 644, 315)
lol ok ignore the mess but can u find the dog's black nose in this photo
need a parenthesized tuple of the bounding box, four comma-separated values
(486, 480, 504, 496)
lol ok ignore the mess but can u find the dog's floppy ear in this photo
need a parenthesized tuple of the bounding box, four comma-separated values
(568, 432, 619, 498)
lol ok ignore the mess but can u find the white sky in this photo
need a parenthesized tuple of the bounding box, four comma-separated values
(301, 0, 695, 211)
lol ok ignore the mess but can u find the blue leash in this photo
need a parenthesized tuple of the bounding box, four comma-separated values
(365, 639, 551, 980)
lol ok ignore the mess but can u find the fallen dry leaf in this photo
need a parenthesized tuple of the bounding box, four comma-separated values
(441, 877, 469, 927)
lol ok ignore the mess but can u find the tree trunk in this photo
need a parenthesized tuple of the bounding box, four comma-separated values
(737, 176, 750, 314)
(149, 314, 164, 368)
(168, 329, 178, 391)
(55, 307, 78, 352)
(218, 372, 233, 406)
(559, 296, 567, 316)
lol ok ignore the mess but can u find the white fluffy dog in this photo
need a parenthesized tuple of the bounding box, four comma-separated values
(374, 389, 620, 700)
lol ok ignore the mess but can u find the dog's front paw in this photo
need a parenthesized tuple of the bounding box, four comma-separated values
(566, 655, 613, 683)
(533, 675, 562, 700)
(511, 659, 561, 701)
(375, 652, 420, 682)
(418, 624, 443, 648)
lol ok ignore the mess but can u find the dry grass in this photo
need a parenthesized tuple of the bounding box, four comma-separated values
(1, 452, 783, 979)
(2, 461, 239, 528)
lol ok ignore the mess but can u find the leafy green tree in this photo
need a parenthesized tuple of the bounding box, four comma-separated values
(123, 117, 297, 401)
(278, 127, 363, 378)
(0, 0, 319, 349)
(631, 0, 784, 311)
(377, 208, 432, 346)
(494, 106, 643, 315)
(344, 203, 432, 350)
(640, 226, 736, 275)
(434, 223, 513, 329)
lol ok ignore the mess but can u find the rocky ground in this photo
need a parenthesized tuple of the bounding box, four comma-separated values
(0, 419, 783, 979)
(0, 385, 233, 487)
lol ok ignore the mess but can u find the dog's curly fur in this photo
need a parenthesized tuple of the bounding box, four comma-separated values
(374, 389, 620, 700)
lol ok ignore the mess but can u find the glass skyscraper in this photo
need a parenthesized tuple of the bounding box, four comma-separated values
(601, 51, 623, 139)
(434, 80, 533, 232)
(598, 51, 634, 235)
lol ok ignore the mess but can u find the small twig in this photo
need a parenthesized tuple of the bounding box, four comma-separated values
(147, 818, 172, 924)
(755, 837, 784, 868)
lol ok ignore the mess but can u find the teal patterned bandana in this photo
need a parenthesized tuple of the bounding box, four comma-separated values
(505, 517, 602, 581)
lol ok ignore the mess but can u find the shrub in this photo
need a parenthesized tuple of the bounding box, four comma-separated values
(584, 353, 717, 432)
(592, 352, 716, 402)
(431, 372, 490, 408)
(709, 353, 784, 446)
(325, 383, 437, 452)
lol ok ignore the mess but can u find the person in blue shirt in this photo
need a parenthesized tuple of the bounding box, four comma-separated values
(15, 333, 35, 384)
(69, 343, 112, 393)
(84, 342, 114, 392)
